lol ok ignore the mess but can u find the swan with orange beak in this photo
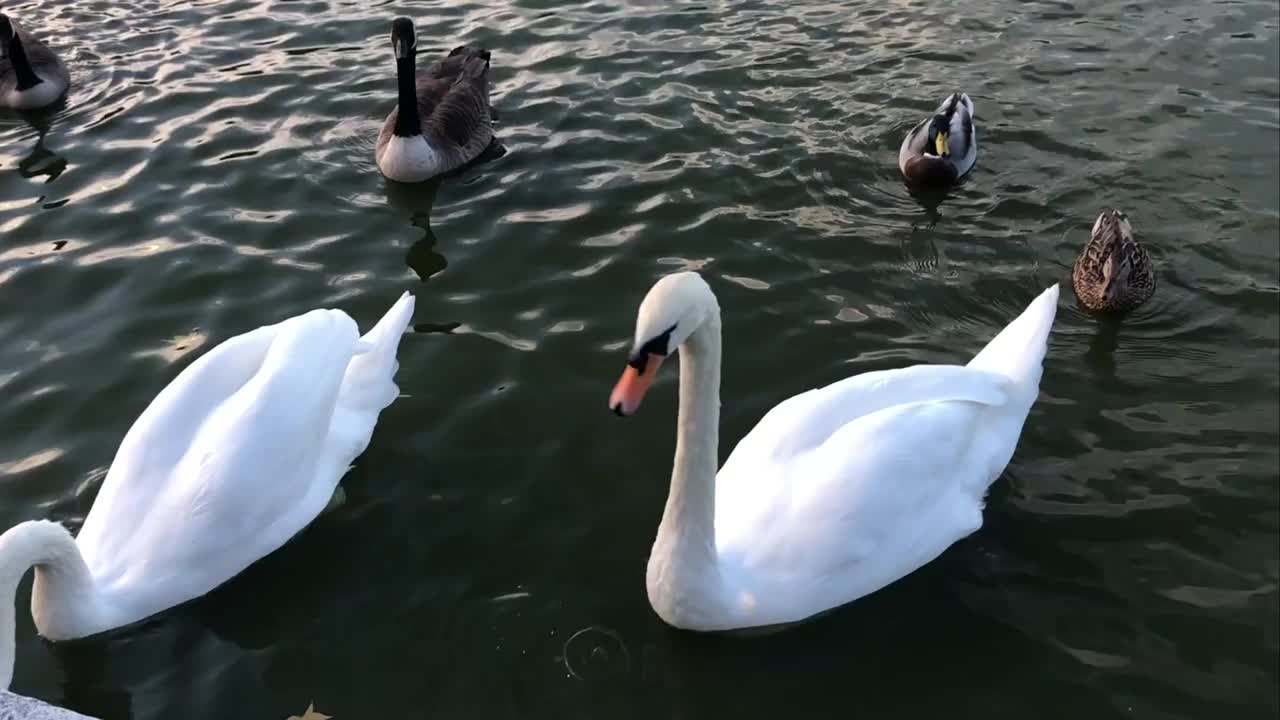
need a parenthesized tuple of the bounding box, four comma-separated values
(608, 271, 1058, 632)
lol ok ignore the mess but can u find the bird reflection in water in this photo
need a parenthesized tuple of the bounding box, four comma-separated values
(1084, 312, 1123, 378)
(906, 182, 948, 231)
(49, 611, 270, 720)
(14, 116, 67, 183)
(382, 140, 505, 334)
(382, 177, 448, 283)
(383, 180, 458, 334)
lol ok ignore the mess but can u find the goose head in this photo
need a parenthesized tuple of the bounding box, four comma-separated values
(390, 16, 416, 60)
(610, 272, 718, 416)
(0, 14, 14, 59)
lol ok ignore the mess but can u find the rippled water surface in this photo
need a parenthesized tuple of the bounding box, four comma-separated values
(2, 0, 1277, 717)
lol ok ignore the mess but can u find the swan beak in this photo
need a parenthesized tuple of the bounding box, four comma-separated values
(934, 130, 950, 156)
(610, 355, 665, 416)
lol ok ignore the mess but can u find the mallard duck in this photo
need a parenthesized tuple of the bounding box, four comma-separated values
(376, 17, 498, 183)
(0, 293, 414, 689)
(1072, 209, 1155, 313)
(0, 13, 70, 110)
(898, 92, 977, 186)
(608, 272, 1058, 632)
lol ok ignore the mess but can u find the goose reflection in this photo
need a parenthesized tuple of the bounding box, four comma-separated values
(14, 116, 66, 183)
(382, 178, 447, 283)
(382, 179, 461, 334)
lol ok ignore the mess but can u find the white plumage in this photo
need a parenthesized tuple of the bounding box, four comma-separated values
(1, 293, 414, 688)
(611, 273, 1057, 632)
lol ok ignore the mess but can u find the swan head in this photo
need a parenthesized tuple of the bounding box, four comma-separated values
(390, 17, 416, 60)
(610, 271, 717, 416)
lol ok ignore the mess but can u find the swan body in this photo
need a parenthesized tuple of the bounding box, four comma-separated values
(376, 18, 497, 182)
(0, 293, 415, 687)
(609, 273, 1057, 632)
(1072, 208, 1155, 313)
(0, 14, 69, 110)
(898, 92, 977, 186)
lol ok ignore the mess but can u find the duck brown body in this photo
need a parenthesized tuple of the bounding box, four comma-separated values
(1072, 209, 1156, 313)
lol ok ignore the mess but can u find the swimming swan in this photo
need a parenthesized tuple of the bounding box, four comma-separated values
(0, 293, 415, 688)
(609, 272, 1057, 632)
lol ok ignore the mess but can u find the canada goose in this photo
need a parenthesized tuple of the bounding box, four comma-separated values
(899, 92, 976, 187)
(376, 17, 498, 183)
(0, 13, 69, 110)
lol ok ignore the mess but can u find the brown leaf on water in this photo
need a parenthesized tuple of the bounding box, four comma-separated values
(287, 703, 331, 720)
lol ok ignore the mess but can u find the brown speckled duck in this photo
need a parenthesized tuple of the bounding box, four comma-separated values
(1072, 209, 1155, 313)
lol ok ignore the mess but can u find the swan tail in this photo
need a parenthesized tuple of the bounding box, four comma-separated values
(966, 284, 1058, 403)
(337, 292, 415, 413)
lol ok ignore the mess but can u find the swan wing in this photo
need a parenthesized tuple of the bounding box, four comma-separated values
(77, 309, 364, 614)
(714, 364, 1016, 624)
(719, 363, 1009, 476)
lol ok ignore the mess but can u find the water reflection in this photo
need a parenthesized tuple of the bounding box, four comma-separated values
(383, 178, 448, 283)
(905, 183, 949, 229)
(900, 226, 943, 275)
(381, 179, 461, 334)
(52, 612, 268, 720)
(11, 116, 67, 183)
(1084, 314, 1123, 377)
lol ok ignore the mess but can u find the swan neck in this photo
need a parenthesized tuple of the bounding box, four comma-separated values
(0, 522, 98, 689)
(393, 55, 422, 137)
(657, 311, 723, 573)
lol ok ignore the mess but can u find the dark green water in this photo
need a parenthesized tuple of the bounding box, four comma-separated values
(2, 0, 1277, 718)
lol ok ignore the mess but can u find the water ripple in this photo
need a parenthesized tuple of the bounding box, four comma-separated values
(0, 0, 1275, 717)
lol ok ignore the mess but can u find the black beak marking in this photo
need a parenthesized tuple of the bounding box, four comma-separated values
(628, 323, 678, 372)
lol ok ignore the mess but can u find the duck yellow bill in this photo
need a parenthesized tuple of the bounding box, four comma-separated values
(610, 354, 665, 416)
(934, 131, 950, 156)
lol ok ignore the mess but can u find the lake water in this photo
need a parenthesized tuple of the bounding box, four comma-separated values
(1, 0, 1277, 718)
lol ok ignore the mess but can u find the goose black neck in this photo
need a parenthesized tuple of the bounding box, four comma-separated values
(393, 55, 421, 138)
(6, 34, 43, 92)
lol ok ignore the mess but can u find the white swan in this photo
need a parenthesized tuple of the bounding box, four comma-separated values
(608, 273, 1057, 632)
(0, 293, 415, 688)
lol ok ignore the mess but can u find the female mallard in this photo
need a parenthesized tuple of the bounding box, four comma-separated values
(898, 92, 977, 186)
(0, 13, 70, 110)
(376, 17, 497, 183)
(1072, 209, 1155, 313)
